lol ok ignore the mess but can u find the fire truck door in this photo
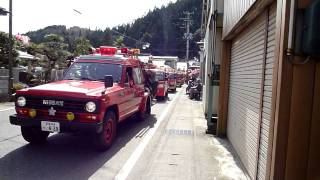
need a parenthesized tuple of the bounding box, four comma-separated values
(132, 68, 144, 107)
(119, 67, 137, 119)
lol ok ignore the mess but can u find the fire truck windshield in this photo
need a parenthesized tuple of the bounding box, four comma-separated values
(64, 62, 122, 82)
(155, 72, 166, 81)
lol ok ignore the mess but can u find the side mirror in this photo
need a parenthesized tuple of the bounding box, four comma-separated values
(104, 75, 113, 88)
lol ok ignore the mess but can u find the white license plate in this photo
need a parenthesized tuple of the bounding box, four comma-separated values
(41, 121, 60, 133)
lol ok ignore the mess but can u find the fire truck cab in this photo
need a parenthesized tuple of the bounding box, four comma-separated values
(9, 47, 152, 150)
(152, 69, 169, 101)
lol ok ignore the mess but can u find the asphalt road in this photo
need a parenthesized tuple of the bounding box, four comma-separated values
(0, 89, 181, 180)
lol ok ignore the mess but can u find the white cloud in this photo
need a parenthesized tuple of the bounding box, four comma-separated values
(0, 0, 176, 34)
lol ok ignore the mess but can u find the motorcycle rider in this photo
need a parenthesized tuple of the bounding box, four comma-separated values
(189, 78, 202, 100)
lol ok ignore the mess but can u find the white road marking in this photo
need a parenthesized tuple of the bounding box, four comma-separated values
(114, 91, 181, 180)
(0, 107, 14, 112)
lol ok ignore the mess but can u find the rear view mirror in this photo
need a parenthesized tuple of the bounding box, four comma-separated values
(104, 75, 113, 88)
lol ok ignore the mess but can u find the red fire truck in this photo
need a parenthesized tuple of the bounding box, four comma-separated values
(167, 72, 177, 92)
(176, 73, 185, 87)
(153, 69, 169, 100)
(10, 47, 152, 150)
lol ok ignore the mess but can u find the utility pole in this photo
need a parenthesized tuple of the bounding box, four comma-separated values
(180, 11, 193, 62)
(8, 0, 13, 97)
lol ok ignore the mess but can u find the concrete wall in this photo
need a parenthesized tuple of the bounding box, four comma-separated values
(0, 69, 9, 99)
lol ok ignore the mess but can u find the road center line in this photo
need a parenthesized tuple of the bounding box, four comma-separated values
(0, 107, 14, 112)
(114, 90, 181, 180)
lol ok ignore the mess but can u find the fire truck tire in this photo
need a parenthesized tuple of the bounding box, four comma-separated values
(21, 126, 49, 144)
(95, 111, 117, 151)
(156, 96, 163, 101)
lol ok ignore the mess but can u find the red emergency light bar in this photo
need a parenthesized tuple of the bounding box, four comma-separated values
(120, 47, 129, 54)
(100, 46, 117, 55)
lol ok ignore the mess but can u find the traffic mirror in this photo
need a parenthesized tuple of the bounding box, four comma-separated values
(105, 75, 113, 88)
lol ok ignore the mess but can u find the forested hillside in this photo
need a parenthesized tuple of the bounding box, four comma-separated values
(25, 0, 202, 59)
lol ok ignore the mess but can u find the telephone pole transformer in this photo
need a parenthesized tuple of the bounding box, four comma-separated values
(180, 11, 193, 62)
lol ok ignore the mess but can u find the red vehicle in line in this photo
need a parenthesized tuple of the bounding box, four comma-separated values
(167, 72, 177, 92)
(151, 69, 168, 101)
(176, 73, 185, 87)
(10, 47, 152, 150)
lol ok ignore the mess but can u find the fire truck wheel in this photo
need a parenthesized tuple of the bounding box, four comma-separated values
(21, 126, 49, 144)
(95, 111, 117, 151)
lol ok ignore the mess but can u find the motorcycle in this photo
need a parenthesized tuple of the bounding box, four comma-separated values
(186, 79, 194, 94)
(188, 79, 202, 101)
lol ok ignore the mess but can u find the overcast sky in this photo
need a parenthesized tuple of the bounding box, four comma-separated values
(0, 0, 176, 34)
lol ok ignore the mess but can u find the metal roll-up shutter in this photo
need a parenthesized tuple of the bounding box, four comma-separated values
(257, 5, 277, 180)
(227, 13, 267, 179)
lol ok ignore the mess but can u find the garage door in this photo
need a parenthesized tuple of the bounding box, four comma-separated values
(257, 5, 276, 180)
(226, 5, 276, 179)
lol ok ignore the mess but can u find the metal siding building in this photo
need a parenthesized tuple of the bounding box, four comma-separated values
(223, 0, 257, 36)
(226, 3, 277, 180)
(203, 0, 278, 179)
(203, 0, 320, 179)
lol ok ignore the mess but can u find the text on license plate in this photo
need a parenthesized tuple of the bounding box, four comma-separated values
(41, 121, 60, 133)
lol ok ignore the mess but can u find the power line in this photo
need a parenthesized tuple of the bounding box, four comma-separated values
(73, 9, 82, 15)
(110, 29, 143, 44)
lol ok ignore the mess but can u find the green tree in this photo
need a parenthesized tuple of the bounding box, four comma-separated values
(113, 36, 125, 47)
(40, 34, 70, 81)
(73, 37, 92, 56)
(26, 42, 43, 56)
(41, 34, 70, 66)
(0, 32, 19, 68)
(103, 28, 113, 46)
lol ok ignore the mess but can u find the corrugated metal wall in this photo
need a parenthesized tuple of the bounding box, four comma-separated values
(223, 0, 256, 37)
(227, 12, 267, 179)
(257, 5, 276, 180)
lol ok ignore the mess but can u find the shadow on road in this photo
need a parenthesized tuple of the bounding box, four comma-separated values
(0, 115, 157, 180)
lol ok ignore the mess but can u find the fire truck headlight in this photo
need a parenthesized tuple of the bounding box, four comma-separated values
(85, 102, 96, 112)
(17, 96, 26, 107)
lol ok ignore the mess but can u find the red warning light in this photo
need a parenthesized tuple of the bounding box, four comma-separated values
(120, 47, 129, 54)
(100, 46, 117, 55)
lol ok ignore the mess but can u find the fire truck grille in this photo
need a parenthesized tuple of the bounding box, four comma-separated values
(24, 97, 88, 113)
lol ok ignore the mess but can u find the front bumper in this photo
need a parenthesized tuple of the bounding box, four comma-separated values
(156, 88, 166, 97)
(10, 114, 103, 134)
